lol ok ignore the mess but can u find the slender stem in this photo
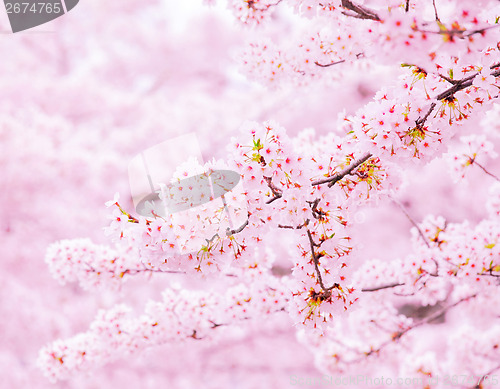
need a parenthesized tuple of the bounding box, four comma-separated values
(351, 294, 477, 362)
(475, 162, 500, 182)
(474, 364, 500, 389)
(436, 68, 500, 101)
(390, 197, 430, 249)
(432, 0, 440, 21)
(340, 0, 381, 21)
(226, 218, 249, 236)
(415, 102, 436, 129)
(311, 152, 372, 187)
(438, 73, 459, 85)
(315, 59, 346, 67)
(264, 176, 283, 204)
(278, 220, 308, 230)
(306, 229, 337, 292)
(361, 282, 405, 292)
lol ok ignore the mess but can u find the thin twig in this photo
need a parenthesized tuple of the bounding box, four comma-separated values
(415, 102, 437, 129)
(463, 24, 500, 37)
(278, 220, 308, 230)
(405, 293, 476, 331)
(436, 73, 477, 100)
(312, 152, 373, 187)
(473, 364, 500, 389)
(84, 263, 186, 276)
(307, 198, 328, 220)
(351, 294, 477, 362)
(306, 229, 337, 292)
(390, 197, 430, 249)
(436, 68, 500, 101)
(315, 59, 346, 67)
(340, 0, 381, 21)
(264, 176, 283, 204)
(361, 282, 405, 292)
(438, 73, 459, 85)
(432, 0, 440, 21)
(226, 217, 250, 236)
(475, 162, 500, 182)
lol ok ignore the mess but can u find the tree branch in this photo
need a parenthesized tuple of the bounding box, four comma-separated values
(473, 364, 500, 389)
(415, 102, 437, 129)
(278, 220, 308, 230)
(361, 282, 405, 292)
(353, 294, 477, 362)
(475, 162, 500, 182)
(340, 0, 381, 21)
(306, 228, 337, 292)
(390, 197, 431, 249)
(436, 68, 500, 101)
(264, 176, 283, 204)
(226, 217, 250, 236)
(314, 59, 346, 67)
(432, 0, 440, 21)
(311, 152, 372, 187)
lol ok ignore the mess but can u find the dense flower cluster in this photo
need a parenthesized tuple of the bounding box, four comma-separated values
(38, 275, 289, 382)
(34, 0, 500, 386)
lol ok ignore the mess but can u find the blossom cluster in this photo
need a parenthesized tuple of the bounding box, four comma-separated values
(38, 277, 289, 382)
(34, 0, 500, 385)
(298, 184, 500, 380)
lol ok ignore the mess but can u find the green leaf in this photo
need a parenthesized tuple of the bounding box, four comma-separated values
(436, 20, 447, 32)
(253, 138, 263, 151)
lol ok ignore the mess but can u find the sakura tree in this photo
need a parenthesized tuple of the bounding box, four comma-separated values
(5, 0, 500, 387)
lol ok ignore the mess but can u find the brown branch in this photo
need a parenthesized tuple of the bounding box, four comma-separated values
(438, 73, 459, 85)
(226, 216, 250, 236)
(264, 176, 283, 204)
(475, 162, 500, 182)
(416, 24, 500, 39)
(314, 53, 363, 68)
(306, 229, 337, 292)
(407, 292, 476, 327)
(84, 263, 186, 276)
(390, 197, 431, 249)
(340, 0, 381, 21)
(247, 0, 282, 11)
(352, 294, 477, 362)
(311, 152, 372, 187)
(473, 364, 500, 389)
(278, 220, 308, 230)
(463, 24, 500, 37)
(361, 282, 405, 292)
(436, 68, 500, 101)
(436, 73, 478, 100)
(415, 102, 437, 129)
(307, 198, 327, 220)
(266, 196, 281, 204)
(315, 59, 346, 67)
(432, 0, 440, 21)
